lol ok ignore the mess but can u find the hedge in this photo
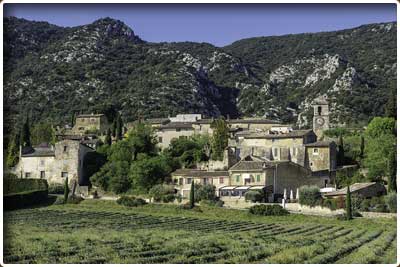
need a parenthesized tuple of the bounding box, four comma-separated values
(249, 204, 289, 216)
(299, 185, 322, 207)
(244, 190, 263, 203)
(4, 190, 48, 210)
(4, 179, 48, 195)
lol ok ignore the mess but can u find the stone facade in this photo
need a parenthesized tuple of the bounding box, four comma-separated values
(12, 140, 93, 186)
(72, 114, 110, 135)
(312, 98, 330, 140)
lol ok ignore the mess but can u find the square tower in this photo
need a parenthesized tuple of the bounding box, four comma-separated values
(312, 98, 330, 140)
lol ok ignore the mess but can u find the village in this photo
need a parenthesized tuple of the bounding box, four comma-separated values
(7, 96, 391, 214)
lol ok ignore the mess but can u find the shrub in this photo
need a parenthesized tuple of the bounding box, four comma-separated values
(199, 199, 224, 207)
(48, 183, 64, 194)
(360, 198, 371, 211)
(374, 203, 388, 213)
(92, 190, 99, 199)
(4, 172, 18, 180)
(117, 196, 147, 207)
(299, 186, 321, 207)
(249, 204, 289, 216)
(351, 193, 364, 212)
(66, 195, 84, 204)
(53, 196, 65, 205)
(148, 184, 176, 203)
(244, 190, 263, 203)
(385, 192, 397, 213)
(194, 184, 216, 202)
(4, 190, 48, 210)
(4, 178, 48, 195)
(176, 203, 203, 212)
(322, 198, 337, 210)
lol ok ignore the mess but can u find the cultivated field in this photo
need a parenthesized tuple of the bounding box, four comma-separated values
(3, 200, 397, 264)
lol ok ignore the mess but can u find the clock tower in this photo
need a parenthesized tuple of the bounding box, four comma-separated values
(312, 97, 330, 140)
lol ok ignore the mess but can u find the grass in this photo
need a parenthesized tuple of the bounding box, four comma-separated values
(3, 199, 397, 264)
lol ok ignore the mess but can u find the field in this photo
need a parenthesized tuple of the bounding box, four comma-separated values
(3, 200, 397, 264)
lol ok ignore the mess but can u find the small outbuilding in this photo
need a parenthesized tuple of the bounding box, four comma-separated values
(323, 182, 387, 199)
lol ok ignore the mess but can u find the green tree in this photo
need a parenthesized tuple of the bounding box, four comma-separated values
(385, 88, 396, 119)
(210, 119, 229, 161)
(129, 154, 171, 193)
(115, 114, 123, 141)
(346, 185, 352, 220)
(64, 177, 70, 204)
(387, 148, 397, 192)
(359, 135, 365, 159)
(71, 112, 75, 127)
(105, 128, 112, 146)
(5, 131, 20, 169)
(20, 117, 31, 147)
(31, 122, 56, 146)
(337, 134, 345, 166)
(90, 161, 131, 193)
(112, 118, 117, 137)
(126, 122, 158, 160)
(365, 117, 396, 138)
(189, 180, 195, 209)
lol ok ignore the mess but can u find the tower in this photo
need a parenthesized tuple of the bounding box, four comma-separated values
(312, 97, 330, 140)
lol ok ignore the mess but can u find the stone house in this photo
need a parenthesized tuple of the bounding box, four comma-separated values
(171, 169, 230, 198)
(72, 113, 110, 135)
(324, 182, 387, 199)
(304, 141, 337, 172)
(155, 122, 196, 149)
(12, 140, 94, 187)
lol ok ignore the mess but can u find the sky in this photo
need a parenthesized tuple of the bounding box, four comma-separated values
(4, 3, 397, 47)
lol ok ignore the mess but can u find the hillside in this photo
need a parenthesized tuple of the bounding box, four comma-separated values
(3, 17, 396, 140)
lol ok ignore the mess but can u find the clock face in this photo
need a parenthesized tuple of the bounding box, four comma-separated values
(316, 117, 325, 126)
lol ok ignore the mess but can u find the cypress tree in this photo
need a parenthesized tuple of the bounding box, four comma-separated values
(105, 128, 112, 146)
(64, 177, 70, 204)
(385, 88, 396, 118)
(387, 148, 397, 192)
(112, 118, 117, 137)
(359, 135, 365, 159)
(71, 112, 75, 127)
(20, 117, 31, 147)
(116, 114, 123, 140)
(337, 134, 345, 166)
(346, 185, 352, 220)
(189, 181, 195, 209)
(6, 132, 20, 168)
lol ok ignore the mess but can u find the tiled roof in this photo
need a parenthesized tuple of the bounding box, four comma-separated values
(324, 182, 379, 196)
(229, 160, 274, 171)
(305, 141, 335, 147)
(76, 114, 105, 118)
(236, 129, 314, 139)
(146, 118, 170, 124)
(156, 122, 194, 130)
(171, 169, 229, 177)
(22, 147, 55, 157)
(227, 118, 281, 124)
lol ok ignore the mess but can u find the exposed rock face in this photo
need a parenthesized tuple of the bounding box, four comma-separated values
(3, 17, 396, 140)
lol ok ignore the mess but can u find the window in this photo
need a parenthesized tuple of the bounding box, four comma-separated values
(313, 148, 319, 155)
(219, 177, 224, 184)
(90, 118, 96, 122)
(236, 175, 240, 182)
(39, 159, 45, 166)
(310, 162, 313, 167)
(273, 148, 278, 157)
(176, 128, 181, 132)
(40, 171, 45, 179)
(186, 178, 192, 184)
(81, 118, 85, 122)
(324, 179, 328, 188)
(63, 146, 68, 152)
(25, 172, 31, 178)
(179, 178, 183, 185)
(317, 106, 322, 115)
(256, 174, 260, 182)
(158, 137, 163, 143)
(61, 172, 68, 178)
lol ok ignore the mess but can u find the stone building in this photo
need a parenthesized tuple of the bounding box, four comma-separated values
(155, 122, 196, 149)
(171, 169, 230, 198)
(324, 182, 387, 199)
(72, 113, 110, 135)
(12, 140, 94, 187)
(312, 97, 330, 140)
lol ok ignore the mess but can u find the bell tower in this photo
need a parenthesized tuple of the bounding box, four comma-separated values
(312, 97, 330, 140)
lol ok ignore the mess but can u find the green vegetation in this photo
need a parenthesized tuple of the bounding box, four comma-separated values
(346, 186, 352, 220)
(4, 178, 48, 194)
(4, 179, 49, 210)
(148, 184, 176, 203)
(117, 196, 147, 207)
(249, 204, 289, 216)
(31, 122, 56, 146)
(63, 178, 69, 204)
(4, 200, 395, 263)
(299, 185, 321, 207)
(244, 190, 264, 203)
(189, 181, 195, 209)
(210, 119, 229, 161)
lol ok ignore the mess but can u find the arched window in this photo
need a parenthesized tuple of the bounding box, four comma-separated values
(317, 106, 322, 115)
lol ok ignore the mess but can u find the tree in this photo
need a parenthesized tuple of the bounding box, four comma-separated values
(112, 118, 117, 137)
(189, 180, 195, 209)
(365, 117, 396, 138)
(90, 161, 131, 193)
(126, 122, 158, 160)
(211, 119, 229, 161)
(115, 114, 123, 141)
(64, 177, 70, 204)
(129, 154, 171, 193)
(385, 88, 396, 119)
(5, 131, 20, 169)
(359, 135, 365, 159)
(346, 185, 352, 220)
(31, 122, 56, 146)
(105, 128, 112, 146)
(337, 134, 345, 166)
(20, 117, 31, 147)
(387, 148, 397, 192)
(194, 184, 216, 202)
(71, 112, 76, 127)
